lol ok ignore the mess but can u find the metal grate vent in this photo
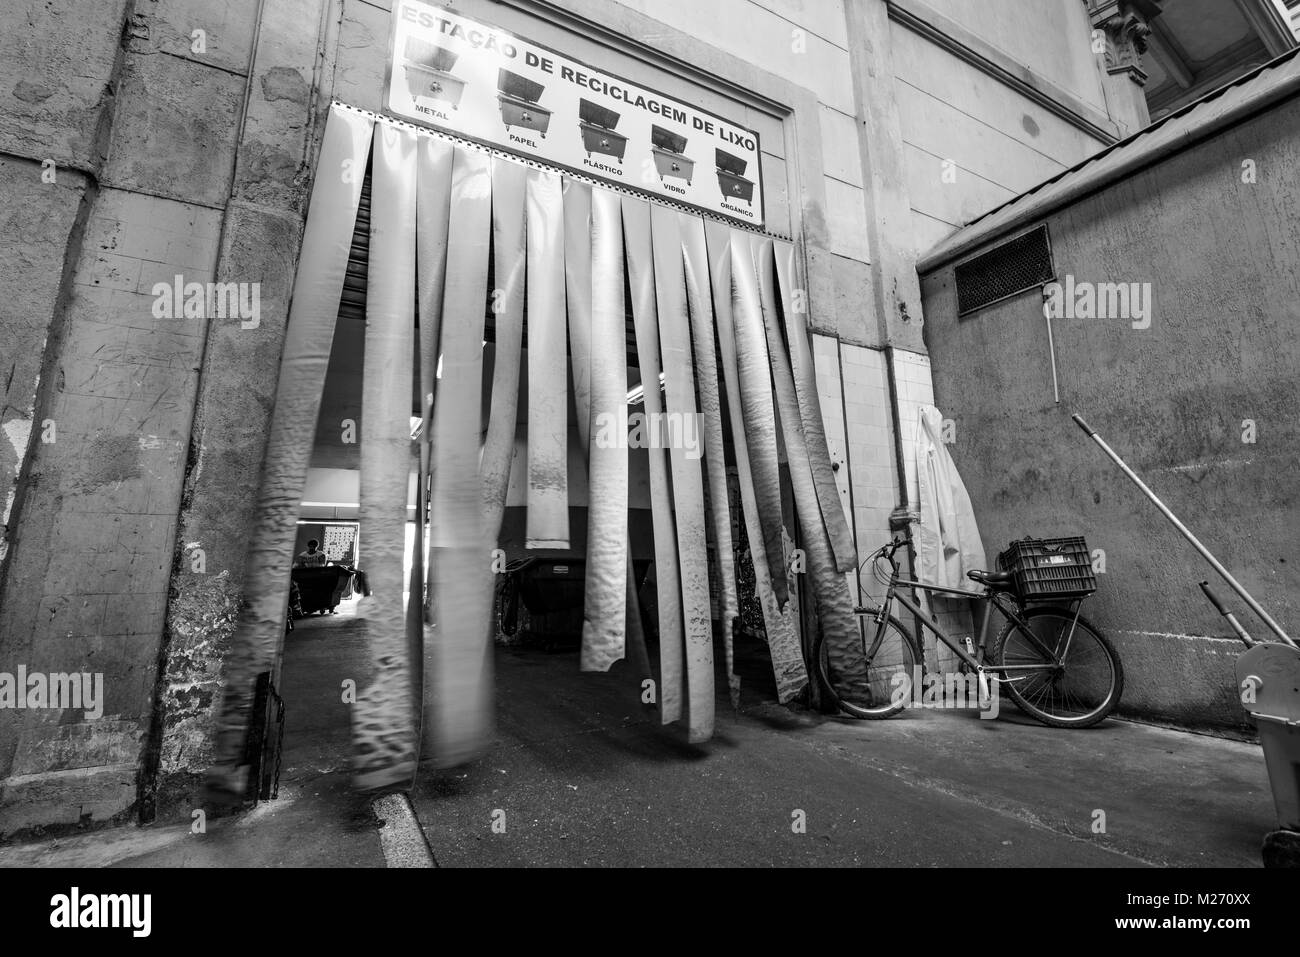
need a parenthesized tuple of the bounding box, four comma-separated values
(954, 224, 1053, 317)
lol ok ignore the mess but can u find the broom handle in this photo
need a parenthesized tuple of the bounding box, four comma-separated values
(1073, 414, 1295, 647)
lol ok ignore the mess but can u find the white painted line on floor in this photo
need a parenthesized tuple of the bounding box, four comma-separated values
(371, 793, 437, 868)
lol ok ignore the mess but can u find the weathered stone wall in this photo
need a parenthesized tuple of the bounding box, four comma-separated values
(0, 0, 310, 834)
(149, 0, 333, 819)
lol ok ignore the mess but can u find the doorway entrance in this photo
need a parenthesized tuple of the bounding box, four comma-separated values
(208, 103, 859, 802)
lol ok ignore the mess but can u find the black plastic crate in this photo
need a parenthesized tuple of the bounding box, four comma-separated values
(997, 536, 1096, 600)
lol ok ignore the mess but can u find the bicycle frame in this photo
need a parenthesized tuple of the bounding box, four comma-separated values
(863, 552, 1079, 680)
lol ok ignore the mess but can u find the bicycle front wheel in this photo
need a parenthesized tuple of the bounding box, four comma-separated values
(992, 606, 1123, 728)
(817, 609, 920, 719)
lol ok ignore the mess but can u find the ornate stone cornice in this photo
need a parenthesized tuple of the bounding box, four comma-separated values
(1089, 0, 1163, 85)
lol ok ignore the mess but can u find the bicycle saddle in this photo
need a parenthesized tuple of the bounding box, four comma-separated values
(967, 569, 1014, 590)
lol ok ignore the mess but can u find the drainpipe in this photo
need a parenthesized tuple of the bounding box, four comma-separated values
(884, 346, 924, 645)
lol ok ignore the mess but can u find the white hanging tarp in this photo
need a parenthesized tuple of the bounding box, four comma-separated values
(914, 404, 986, 594)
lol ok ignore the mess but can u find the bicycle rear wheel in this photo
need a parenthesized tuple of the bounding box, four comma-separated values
(817, 609, 920, 719)
(992, 606, 1123, 728)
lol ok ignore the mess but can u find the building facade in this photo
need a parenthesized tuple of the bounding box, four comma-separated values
(1, 0, 1165, 833)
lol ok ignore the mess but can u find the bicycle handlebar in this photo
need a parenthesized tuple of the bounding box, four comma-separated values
(856, 539, 908, 606)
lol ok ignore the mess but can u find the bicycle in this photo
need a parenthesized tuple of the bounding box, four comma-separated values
(815, 538, 1124, 728)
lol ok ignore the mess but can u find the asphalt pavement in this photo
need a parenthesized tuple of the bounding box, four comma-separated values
(4, 608, 1275, 867)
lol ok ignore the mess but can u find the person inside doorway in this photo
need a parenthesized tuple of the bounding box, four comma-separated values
(295, 539, 328, 567)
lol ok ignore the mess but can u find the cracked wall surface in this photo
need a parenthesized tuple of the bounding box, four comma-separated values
(0, 0, 258, 835)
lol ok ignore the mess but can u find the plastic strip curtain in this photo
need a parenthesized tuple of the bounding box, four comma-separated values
(208, 104, 373, 797)
(481, 158, 527, 541)
(524, 170, 569, 549)
(725, 229, 808, 699)
(563, 182, 630, 673)
(726, 235, 791, 614)
(752, 237, 868, 699)
(679, 214, 740, 707)
(702, 221, 805, 703)
(414, 132, 453, 762)
(773, 243, 856, 574)
(582, 188, 629, 672)
(623, 196, 685, 722)
(650, 203, 714, 742)
(427, 146, 494, 767)
(354, 121, 419, 793)
(564, 181, 594, 446)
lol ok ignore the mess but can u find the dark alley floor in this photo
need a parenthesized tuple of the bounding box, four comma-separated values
(3, 603, 1278, 867)
(409, 636, 1272, 867)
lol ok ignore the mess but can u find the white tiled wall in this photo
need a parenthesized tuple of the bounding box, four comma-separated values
(890, 349, 935, 508)
(811, 335, 853, 527)
(812, 333, 857, 601)
(838, 343, 896, 606)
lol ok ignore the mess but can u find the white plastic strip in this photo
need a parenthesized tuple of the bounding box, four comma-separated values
(415, 133, 454, 714)
(703, 221, 803, 700)
(651, 202, 714, 743)
(774, 241, 856, 574)
(753, 237, 867, 699)
(416, 132, 453, 438)
(563, 180, 593, 446)
(355, 120, 420, 793)
(427, 145, 494, 768)
(524, 170, 570, 549)
(482, 157, 527, 541)
(210, 104, 373, 789)
(721, 228, 807, 700)
(623, 195, 685, 723)
(727, 232, 790, 612)
(680, 213, 739, 707)
(580, 187, 628, 672)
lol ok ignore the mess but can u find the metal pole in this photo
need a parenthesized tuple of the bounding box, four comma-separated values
(1073, 413, 1295, 647)
(1043, 299, 1060, 404)
(1200, 580, 1256, 648)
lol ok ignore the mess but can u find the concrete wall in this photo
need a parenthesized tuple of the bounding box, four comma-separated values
(0, 0, 329, 833)
(0, 0, 233, 831)
(919, 99, 1300, 729)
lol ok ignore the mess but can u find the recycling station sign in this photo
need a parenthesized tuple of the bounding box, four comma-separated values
(385, 0, 765, 227)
